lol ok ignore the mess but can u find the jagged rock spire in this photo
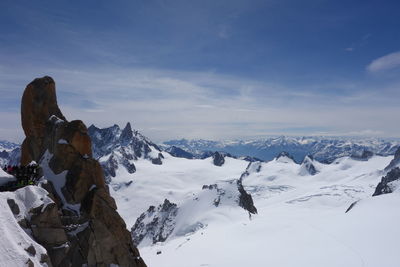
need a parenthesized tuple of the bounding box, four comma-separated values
(120, 122, 134, 144)
(19, 76, 147, 267)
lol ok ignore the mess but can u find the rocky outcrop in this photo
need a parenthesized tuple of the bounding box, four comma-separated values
(132, 179, 257, 246)
(165, 146, 194, 159)
(237, 179, 258, 214)
(384, 147, 400, 171)
(212, 151, 225, 166)
(351, 150, 374, 161)
(20, 76, 146, 267)
(131, 199, 178, 246)
(373, 167, 400, 196)
(299, 155, 318, 176)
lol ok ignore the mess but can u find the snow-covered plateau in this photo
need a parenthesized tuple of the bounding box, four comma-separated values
(99, 124, 400, 267)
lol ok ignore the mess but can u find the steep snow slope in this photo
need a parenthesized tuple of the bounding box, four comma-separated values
(0, 181, 52, 266)
(111, 153, 400, 267)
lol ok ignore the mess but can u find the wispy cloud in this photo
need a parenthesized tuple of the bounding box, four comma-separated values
(367, 51, 400, 73)
(1, 62, 400, 142)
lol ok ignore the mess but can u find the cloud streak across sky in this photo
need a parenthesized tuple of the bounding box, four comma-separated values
(367, 51, 400, 73)
(0, 0, 400, 142)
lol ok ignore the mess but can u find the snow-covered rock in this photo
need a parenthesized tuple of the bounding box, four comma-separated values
(275, 151, 297, 164)
(373, 167, 400, 196)
(131, 179, 256, 247)
(299, 155, 318, 175)
(0, 186, 54, 266)
(132, 199, 178, 246)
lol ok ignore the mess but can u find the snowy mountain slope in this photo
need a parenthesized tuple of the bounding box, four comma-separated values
(141, 191, 400, 267)
(164, 136, 400, 162)
(109, 151, 399, 267)
(109, 153, 250, 228)
(131, 178, 257, 247)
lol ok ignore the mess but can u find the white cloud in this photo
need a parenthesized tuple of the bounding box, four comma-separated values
(1, 64, 400, 142)
(367, 51, 400, 73)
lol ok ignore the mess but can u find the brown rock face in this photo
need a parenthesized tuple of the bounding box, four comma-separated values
(20, 76, 147, 267)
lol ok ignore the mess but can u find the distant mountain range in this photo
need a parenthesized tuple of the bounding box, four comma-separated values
(2, 132, 400, 167)
(0, 140, 20, 166)
(163, 136, 400, 163)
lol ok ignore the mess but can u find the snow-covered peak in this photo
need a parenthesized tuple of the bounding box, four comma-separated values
(275, 151, 296, 164)
(299, 155, 318, 176)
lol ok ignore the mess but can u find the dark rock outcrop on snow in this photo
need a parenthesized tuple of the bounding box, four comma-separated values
(240, 156, 263, 162)
(345, 200, 359, 213)
(165, 146, 194, 159)
(351, 150, 374, 161)
(300, 155, 318, 175)
(131, 199, 178, 246)
(384, 147, 400, 171)
(373, 167, 400, 196)
(212, 151, 225, 166)
(237, 180, 258, 214)
(19, 76, 146, 267)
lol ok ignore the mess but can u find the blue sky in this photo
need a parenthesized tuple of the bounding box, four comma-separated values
(1, 0, 400, 142)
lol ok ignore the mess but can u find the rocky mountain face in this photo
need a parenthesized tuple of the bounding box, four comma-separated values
(18, 76, 146, 267)
(373, 147, 400, 196)
(299, 155, 318, 176)
(164, 137, 400, 163)
(131, 179, 257, 246)
(88, 123, 164, 182)
(384, 147, 400, 171)
(164, 146, 194, 159)
(373, 167, 400, 196)
(131, 199, 179, 246)
(0, 141, 20, 166)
